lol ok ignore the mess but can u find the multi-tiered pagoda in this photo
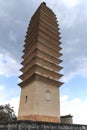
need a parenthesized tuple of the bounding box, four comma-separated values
(18, 2, 63, 123)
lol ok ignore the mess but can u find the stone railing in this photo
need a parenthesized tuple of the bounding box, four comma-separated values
(0, 120, 87, 130)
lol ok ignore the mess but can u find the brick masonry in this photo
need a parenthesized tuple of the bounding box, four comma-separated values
(18, 115, 60, 122)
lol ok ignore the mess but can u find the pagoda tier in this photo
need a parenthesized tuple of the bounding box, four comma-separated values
(19, 2, 63, 88)
(19, 73, 62, 88)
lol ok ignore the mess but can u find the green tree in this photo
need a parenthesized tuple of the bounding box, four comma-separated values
(0, 104, 17, 122)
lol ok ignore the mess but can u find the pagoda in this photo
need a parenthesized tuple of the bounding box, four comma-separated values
(18, 2, 63, 123)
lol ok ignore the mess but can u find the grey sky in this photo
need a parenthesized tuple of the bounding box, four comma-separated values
(0, 0, 87, 80)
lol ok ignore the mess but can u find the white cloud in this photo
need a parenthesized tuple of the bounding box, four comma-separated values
(0, 84, 20, 116)
(60, 95, 68, 102)
(60, 95, 87, 124)
(53, 0, 87, 83)
(0, 85, 4, 91)
(53, 0, 79, 29)
(0, 97, 19, 116)
(6, 97, 20, 116)
(62, 0, 80, 9)
(62, 72, 76, 83)
(62, 56, 87, 82)
(77, 58, 87, 77)
(0, 50, 21, 77)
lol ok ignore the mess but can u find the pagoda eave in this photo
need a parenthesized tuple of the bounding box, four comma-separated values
(18, 73, 63, 88)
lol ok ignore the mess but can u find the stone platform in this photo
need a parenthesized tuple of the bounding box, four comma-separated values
(0, 120, 87, 130)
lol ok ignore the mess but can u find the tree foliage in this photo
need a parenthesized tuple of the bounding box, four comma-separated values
(0, 104, 17, 122)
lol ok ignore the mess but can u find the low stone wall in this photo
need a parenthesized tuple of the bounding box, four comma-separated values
(0, 120, 87, 130)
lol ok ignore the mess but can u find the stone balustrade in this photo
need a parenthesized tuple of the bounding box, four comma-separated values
(0, 120, 87, 130)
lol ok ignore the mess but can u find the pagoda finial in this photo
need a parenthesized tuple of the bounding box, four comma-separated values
(42, 2, 46, 5)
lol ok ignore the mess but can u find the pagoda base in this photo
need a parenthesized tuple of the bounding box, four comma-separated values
(18, 115, 60, 122)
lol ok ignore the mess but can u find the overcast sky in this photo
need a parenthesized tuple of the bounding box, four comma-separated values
(0, 0, 87, 124)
